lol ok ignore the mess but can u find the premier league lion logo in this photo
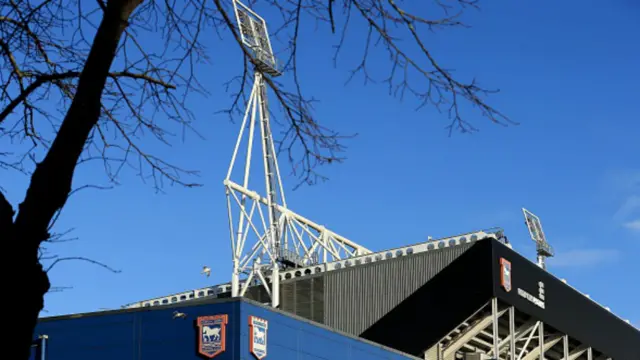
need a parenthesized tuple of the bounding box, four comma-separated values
(197, 315, 228, 358)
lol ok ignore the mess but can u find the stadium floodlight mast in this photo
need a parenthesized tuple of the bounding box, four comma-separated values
(522, 208, 554, 270)
(225, 0, 371, 308)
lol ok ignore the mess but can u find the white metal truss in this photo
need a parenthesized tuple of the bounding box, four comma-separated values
(441, 306, 508, 359)
(424, 299, 614, 360)
(225, 0, 371, 308)
(489, 318, 537, 358)
(223, 74, 372, 307)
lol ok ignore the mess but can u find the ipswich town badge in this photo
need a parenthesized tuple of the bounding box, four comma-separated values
(500, 258, 512, 292)
(249, 316, 268, 359)
(197, 314, 228, 359)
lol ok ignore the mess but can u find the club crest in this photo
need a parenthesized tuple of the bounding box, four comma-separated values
(500, 258, 512, 292)
(249, 316, 268, 359)
(197, 315, 228, 359)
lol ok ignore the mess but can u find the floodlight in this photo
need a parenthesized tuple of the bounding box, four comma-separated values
(232, 0, 281, 76)
(522, 207, 554, 269)
(522, 208, 546, 244)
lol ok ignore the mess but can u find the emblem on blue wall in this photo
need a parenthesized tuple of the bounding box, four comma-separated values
(249, 316, 268, 359)
(500, 258, 512, 292)
(197, 314, 228, 358)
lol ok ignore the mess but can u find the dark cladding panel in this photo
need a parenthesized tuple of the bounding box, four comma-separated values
(324, 242, 476, 336)
(279, 276, 325, 324)
(281, 281, 296, 314)
(491, 241, 640, 360)
(244, 285, 270, 303)
(312, 275, 325, 323)
(360, 240, 494, 356)
(296, 278, 312, 320)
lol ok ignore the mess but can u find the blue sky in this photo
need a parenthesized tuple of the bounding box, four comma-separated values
(2, 0, 640, 327)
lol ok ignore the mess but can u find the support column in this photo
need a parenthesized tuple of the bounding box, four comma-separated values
(492, 298, 500, 358)
(231, 266, 240, 297)
(538, 321, 545, 360)
(563, 335, 568, 360)
(40, 335, 48, 360)
(509, 307, 516, 360)
(271, 265, 279, 308)
(587, 348, 592, 360)
(424, 341, 441, 360)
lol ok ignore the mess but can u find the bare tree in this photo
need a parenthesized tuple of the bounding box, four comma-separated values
(0, 0, 511, 358)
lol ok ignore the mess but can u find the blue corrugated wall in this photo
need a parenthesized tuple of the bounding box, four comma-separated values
(33, 299, 415, 360)
(237, 301, 414, 360)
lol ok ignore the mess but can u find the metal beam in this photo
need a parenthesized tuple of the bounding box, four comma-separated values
(522, 334, 563, 360)
(489, 318, 538, 357)
(567, 345, 588, 360)
(442, 308, 508, 359)
(517, 322, 540, 360)
(469, 336, 494, 350)
(431, 330, 479, 358)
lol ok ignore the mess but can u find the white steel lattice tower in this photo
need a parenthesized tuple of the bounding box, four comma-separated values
(226, 0, 371, 308)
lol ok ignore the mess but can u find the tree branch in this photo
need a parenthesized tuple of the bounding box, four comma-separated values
(45, 256, 122, 274)
(0, 190, 14, 232)
(0, 71, 175, 124)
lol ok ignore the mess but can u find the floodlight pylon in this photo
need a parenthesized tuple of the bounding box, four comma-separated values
(226, 0, 371, 308)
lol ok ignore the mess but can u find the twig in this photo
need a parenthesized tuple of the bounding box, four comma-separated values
(45, 256, 122, 274)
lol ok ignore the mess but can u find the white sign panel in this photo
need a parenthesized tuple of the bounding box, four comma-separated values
(249, 316, 268, 359)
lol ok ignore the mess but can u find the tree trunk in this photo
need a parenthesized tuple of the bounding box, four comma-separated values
(5, 1, 144, 359)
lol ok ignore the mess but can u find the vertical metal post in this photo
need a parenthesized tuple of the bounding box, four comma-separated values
(256, 73, 280, 252)
(562, 335, 568, 360)
(255, 72, 282, 308)
(538, 322, 545, 360)
(587, 347, 592, 360)
(509, 306, 516, 360)
(492, 298, 500, 358)
(40, 335, 48, 360)
(231, 267, 240, 297)
(229, 79, 259, 299)
(271, 265, 279, 308)
(321, 230, 328, 263)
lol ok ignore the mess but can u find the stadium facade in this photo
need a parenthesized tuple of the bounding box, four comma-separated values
(33, 235, 640, 360)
